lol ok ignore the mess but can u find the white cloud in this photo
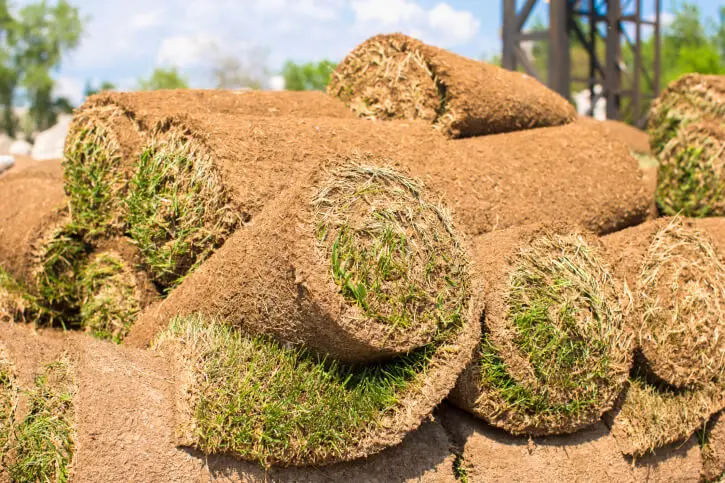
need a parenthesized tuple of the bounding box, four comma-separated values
(54, 76, 85, 105)
(156, 35, 220, 68)
(427, 3, 479, 45)
(269, 75, 285, 91)
(130, 9, 163, 30)
(351, 0, 423, 24)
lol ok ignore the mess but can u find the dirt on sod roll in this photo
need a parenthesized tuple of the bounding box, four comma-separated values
(602, 217, 725, 389)
(655, 119, 725, 217)
(131, 158, 479, 364)
(600, 119, 651, 154)
(449, 223, 632, 436)
(78, 238, 159, 343)
(648, 73, 725, 156)
(64, 90, 354, 239)
(702, 411, 725, 481)
(327, 33, 576, 138)
(122, 113, 647, 290)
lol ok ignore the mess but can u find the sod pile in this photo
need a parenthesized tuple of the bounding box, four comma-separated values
(449, 224, 632, 435)
(602, 217, 725, 455)
(328, 33, 577, 138)
(132, 158, 478, 362)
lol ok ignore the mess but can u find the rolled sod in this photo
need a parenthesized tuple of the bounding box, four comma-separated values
(449, 224, 632, 436)
(655, 119, 725, 217)
(77, 238, 159, 343)
(64, 90, 355, 239)
(0, 347, 15, 462)
(602, 217, 725, 389)
(328, 33, 577, 138)
(702, 411, 725, 482)
(648, 73, 725, 156)
(600, 119, 651, 155)
(121, 113, 647, 290)
(131, 158, 480, 364)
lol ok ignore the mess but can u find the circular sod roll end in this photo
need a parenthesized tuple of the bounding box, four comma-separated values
(327, 33, 576, 138)
(450, 224, 632, 436)
(655, 120, 725, 217)
(131, 155, 479, 364)
(78, 238, 159, 343)
(604, 217, 725, 390)
(63, 104, 142, 237)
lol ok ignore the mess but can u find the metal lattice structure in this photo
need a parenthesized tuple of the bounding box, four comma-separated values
(502, 0, 661, 126)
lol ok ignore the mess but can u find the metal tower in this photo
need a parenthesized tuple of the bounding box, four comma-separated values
(502, 0, 662, 126)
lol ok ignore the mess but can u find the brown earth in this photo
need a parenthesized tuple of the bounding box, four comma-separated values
(0, 172, 66, 284)
(0, 322, 460, 482)
(694, 218, 725, 253)
(641, 164, 659, 219)
(328, 33, 576, 138)
(439, 404, 702, 482)
(449, 223, 631, 435)
(601, 120, 651, 154)
(0, 157, 63, 180)
(702, 411, 725, 482)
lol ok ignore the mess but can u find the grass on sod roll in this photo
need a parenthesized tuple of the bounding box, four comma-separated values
(655, 124, 724, 217)
(0, 350, 16, 460)
(8, 358, 75, 483)
(0, 267, 35, 323)
(127, 136, 244, 289)
(78, 251, 142, 343)
(479, 233, 630, 432)
(314, 164, 468, 332)
(154, 312, 464, 467)
(638, 218, 725, 388)
(62, 110, 125, 237)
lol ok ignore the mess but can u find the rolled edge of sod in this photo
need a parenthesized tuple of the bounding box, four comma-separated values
(603, 217, 725, 389)
(0, 267, 35, 323)
(701, 411, 725, 481)
(152, 307, 480, 467)
(5, 356, 76, 483)
(126, 125, 245, 288)
(63, 104, 142, 238)
(327, 33, 576, 138)
(609, 375, 725, 457)
(655, 120, 725, 217)
(648, 73, 725, 155)
(78, 238, 159, 343)
(449, 224, 632, 436)
(131, 157, 477, 363)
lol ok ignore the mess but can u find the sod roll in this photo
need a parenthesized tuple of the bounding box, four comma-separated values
(64, 90, 355, 238)
(648, 73, 725, 156)
(601, 217, 725, 389)
(600, 119, 651, 155)
(328, 33, 577, 138)
(119, 113, 647, 290)
(655, 119, 724, 217)
(702, 411, 725, 482)
(131, 157, 480, 365)
(449, 223, 632, 435)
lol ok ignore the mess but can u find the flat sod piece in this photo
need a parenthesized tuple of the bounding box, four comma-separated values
(602, 217, 725, 389)
(64, 90, 355, 239)
(648, 73, 725, 156)
(449, 224, 631, 435)
(153, 307, 480, 467)
(655, 120, 725, 217)
(327, 33, 577, 138)
(131, 158, 479, 363)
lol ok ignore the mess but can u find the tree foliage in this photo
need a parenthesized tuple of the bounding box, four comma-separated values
(83, 80, 115, 97)
(137, 67, 189, 91)
(281, 60, 337, 91)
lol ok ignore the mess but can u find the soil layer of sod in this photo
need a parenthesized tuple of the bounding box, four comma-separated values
(648, 73, 725, 156)
(64, 90, 356, 240)
(702, 411, 725, 481)
(599, 119, 651, 155)
(449, 223, 632, 436)
(655, 119, 725, 217)
(120, 113, 648, 291)
(327, 33, 576, 138)
(132, 159, 479, 363)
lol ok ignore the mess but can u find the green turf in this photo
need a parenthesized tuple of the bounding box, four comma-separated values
(126, 139, 243, 289)
(154, 311, 463, 467)
(8, 359, 75, 483)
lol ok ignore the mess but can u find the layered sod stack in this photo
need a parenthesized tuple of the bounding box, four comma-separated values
(327, 33, 577, 138)
(602, 217, 725, 456)
(143, 159, 483, 466)
(450, 224, 632, 435)
(648, 74, 725, 217)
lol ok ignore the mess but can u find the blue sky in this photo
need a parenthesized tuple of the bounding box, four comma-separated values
(37, 0, 723, 104)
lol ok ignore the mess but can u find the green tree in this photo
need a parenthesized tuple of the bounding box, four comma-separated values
(84, 80, 116, 97)
(137, 67, 189, 91)
(0, 0, 83, 138)
(281, 60, 337, 91)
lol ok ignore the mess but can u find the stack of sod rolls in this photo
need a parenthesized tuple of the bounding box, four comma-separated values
(449, 223, 632, 435)
(327, 33, 577, 138)
(648, 74, 725, 217)
(602, 217, 725, 457)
